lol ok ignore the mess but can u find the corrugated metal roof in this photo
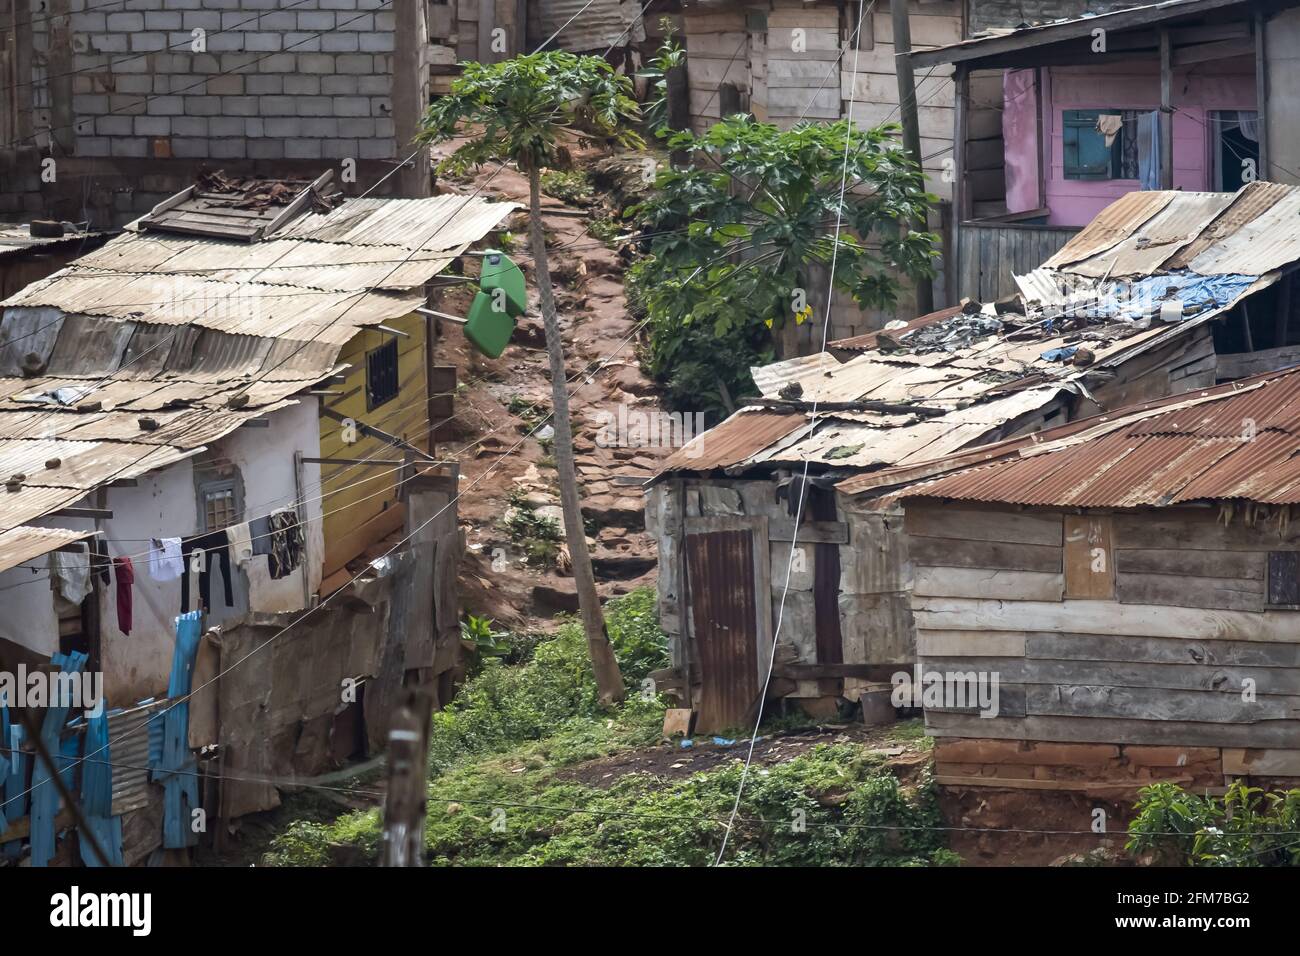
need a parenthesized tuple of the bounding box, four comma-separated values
(0, 226, 110, 260)
(884, 367, 1300, 507)
(659, 409, 806, 472)
(0, 180, 516, 534)
(0, 525, 94, 573)
(672, 184, 1300, 487)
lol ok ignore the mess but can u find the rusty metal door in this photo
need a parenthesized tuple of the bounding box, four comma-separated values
(685, 529, 760, 734)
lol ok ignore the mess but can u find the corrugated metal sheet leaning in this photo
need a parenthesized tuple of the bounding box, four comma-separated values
(0, 187, 519, 563)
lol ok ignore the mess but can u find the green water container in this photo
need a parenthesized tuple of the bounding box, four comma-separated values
(478, 250, 527, 317)
(463, 290, 516, 358)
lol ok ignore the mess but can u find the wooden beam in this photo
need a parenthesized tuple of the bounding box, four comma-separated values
(910, 0, 1251, 68)
(1172, 36, 1253, 66)
(52, 507, 111, 519)
(1256, 9, 1269, 176)
(302, 457, 405, 467)
(1160, 28, 1174, 190)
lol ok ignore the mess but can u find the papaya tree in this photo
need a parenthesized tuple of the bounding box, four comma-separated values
(417, 53, 643, 706)
(630, 116, 938, 416)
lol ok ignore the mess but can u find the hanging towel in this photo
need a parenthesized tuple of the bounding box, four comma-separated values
(149, 537, 184, 582)
(50, 550, 92, 605)
(113, 555, 135, 635)
(226, 521, 254, 567)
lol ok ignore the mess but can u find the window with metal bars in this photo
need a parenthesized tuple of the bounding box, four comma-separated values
(366, 338, 399, 410)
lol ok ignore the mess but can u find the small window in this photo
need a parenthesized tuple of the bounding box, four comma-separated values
(1063, 109, 1143, 181)
(1267, 551, 1300, 607)
(202, 482, 238, 533)
(366, 338, 399, 410)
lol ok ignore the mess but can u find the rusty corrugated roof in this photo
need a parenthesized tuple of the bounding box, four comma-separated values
(883, 367, 1300, 507)
(658, 409, 806, 473)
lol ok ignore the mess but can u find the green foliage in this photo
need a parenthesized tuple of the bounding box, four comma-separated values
(637, 22, 685, 135)
(629, 116, 938, 415)
(587, 215, 624, 247)
(1128, 781, 1300, 866)
(417, 52, 643, 174)
(540, 169, 594, 205)
(502, 491, 562, 568)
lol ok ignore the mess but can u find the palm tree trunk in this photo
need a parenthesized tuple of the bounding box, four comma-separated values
(526, 168, 626, 706)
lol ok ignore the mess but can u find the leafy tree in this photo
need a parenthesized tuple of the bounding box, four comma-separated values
(418, 53, 644, 706)
(630, 115, 938, 415)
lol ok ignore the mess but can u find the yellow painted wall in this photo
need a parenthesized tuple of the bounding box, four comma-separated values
(319, 311, 430, 578)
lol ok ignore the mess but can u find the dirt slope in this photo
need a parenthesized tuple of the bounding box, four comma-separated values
(427, 141, 670, 634)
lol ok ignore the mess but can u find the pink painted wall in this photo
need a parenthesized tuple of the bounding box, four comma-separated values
(1002, 58, 1256, 227)
(1003, 69, 1041, 214)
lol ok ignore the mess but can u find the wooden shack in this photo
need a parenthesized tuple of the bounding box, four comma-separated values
(876, 366, 1300, 794)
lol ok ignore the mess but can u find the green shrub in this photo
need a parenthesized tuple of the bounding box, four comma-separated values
(1128, 780, 1300, 866)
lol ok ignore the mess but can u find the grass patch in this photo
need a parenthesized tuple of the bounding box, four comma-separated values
(262, 589, 952, 867)
(540, 169, 594, 205)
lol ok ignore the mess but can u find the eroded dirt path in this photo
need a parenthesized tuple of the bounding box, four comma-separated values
(427, 141, 670, 633)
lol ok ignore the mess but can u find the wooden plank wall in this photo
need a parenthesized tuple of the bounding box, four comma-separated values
(319, 312, 431, 578)
(683, 10, 751, 132)
(907, 500, 1300, 791)
(842, 0, 961, 202)
(956, 220, 1079, 302)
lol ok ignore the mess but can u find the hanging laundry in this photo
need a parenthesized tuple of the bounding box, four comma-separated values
(1096, 113, 1124, 148)
(89, 536, 111, 586)
(50, 550, 92, 605)
(113, 555, 135, 635)
(180, 531, 234, 613)
(267, 510, 304, 580)
(249, 515, 272, 556)
(149, 537, 184, 582)
(226, 521, 254, 567)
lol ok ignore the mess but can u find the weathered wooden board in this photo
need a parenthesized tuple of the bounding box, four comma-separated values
(1116, 548, 1265, 579)
(925, 684, 1026, 717)
(1116, 571, 1265, 612)
(1026, 684, 1300, 723)
(913, 567, 1064, 602)
(1222, 748, 1300, 776)
(924, 656, 1300, 695)
(1114, 512, 1300, 551)
(904, 506, 1063, 546)
(1064, 515, 1115, 600)
(909, 537, 1062, 573)
(915, 598, 1300, 643)
(916, 629, 1026, 658)
(1026, 631, 1300, 668)
(924, 712, 1300, 748)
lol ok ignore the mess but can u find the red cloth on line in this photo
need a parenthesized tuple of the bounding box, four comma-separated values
(113, 555, 135, 635)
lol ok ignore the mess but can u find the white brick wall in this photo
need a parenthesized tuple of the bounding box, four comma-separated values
(63, 0, 399, 162)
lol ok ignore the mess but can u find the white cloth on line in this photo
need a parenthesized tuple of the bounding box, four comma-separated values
(227, 522, 254, 566)
(149, 536, 184, 581)
(50, 550, 92, 604)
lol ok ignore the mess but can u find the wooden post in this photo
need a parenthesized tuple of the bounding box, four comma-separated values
(1255, 9, 1269, 179)
(891, 0, 935, 315)
(952, 62, 969, 299)
(666, 63, 690, 168)
(1159, 28, 1174, 190)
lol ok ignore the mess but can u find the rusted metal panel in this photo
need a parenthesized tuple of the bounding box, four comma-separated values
(531, 0, 646, 53)
(685, 528, 759, 734)
(1166, 180, 1293, 269)
(890, 366, 1300, 508)
(658, 409, 804, 472)
(1187, 188, 1300, 277)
